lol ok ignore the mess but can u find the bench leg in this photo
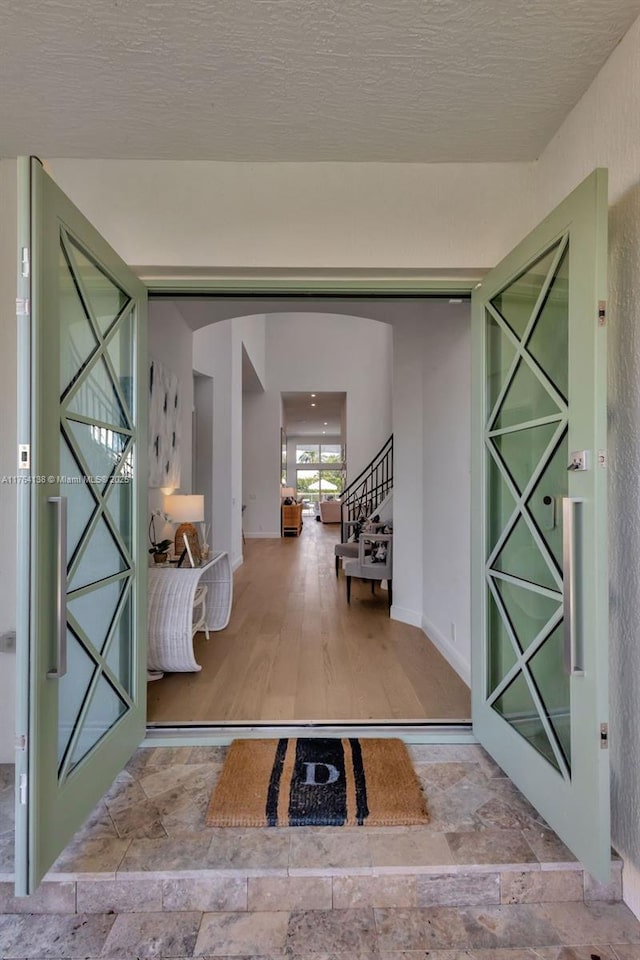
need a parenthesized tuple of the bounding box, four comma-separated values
(335, 555, 340, 577)
(346, 576, 352, 604)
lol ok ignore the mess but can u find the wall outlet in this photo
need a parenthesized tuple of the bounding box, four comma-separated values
(450, 622, 456, 644)
(0, 630, 16, 653)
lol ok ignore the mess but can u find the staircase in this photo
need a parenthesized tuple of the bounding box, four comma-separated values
(340, 434, 393, 542)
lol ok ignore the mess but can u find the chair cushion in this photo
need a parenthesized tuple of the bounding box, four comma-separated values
(335, 542, 360, 559)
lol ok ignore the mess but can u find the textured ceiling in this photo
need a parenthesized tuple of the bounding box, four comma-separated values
(3, 0, 639, 161)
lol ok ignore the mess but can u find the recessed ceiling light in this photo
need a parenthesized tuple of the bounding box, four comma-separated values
(322, 431, 326, 434)
(311, 393, 316, 397)
(323, 422, 328, 426)
(311, 403, 316, 407)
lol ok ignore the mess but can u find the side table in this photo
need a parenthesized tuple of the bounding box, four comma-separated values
(147, 552, 232, 673)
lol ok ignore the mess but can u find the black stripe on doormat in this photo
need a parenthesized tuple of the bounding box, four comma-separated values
(265, 737, 289, 826)
(289, 738, 347, 826)
(349, 737, 370, 825)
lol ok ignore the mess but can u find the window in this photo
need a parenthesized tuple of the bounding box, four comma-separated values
(295, 443, 345, 507)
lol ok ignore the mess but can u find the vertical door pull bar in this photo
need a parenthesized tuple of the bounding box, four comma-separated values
(562, 496, 584, 676)
(47, 496, 67, 679)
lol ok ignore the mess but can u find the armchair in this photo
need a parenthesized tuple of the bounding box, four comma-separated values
(334, 520, 386, 576)
(343, 532, 393, 613)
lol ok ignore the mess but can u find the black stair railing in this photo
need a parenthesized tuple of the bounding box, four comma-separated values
(340, 435, 393, 542)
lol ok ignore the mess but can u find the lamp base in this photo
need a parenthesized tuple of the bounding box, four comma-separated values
(174, 523, 201, 566)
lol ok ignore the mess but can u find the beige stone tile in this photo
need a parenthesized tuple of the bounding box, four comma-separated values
(535, 948, 621, 959)
(416, 761, 487, 790)
(611, 947, 640, 959)
(0, 880, 75, 914)
(583, 862, 623, 901)
(286, 908, 378, 954)
(377, 952, 544, 960)
(501, 870, 583, 904)
(475, 797, 542, 831)
(139, 762, 217, 800)
(421, 788, 483, 832)
(375, 904, 561, 951)
(248, 876, 331, 911)
(417, 871, 500, 906)
(207, 830, 290, 873)
(187, 746, 228, 764)
(119, 836, 212, 873)
(76, 877, 163, 913)
(163, 876, 247, 911)
(0, 836, 15, 874)
(332, 874, 417, 909)
(537, 900, 640, 944)
(368, 830, 454, 869)
(194, 910, 290, 956)
(521, 828, 577, 864)
(101, 910, 201, 958)
(0, 912, 115, 958)
(289, 832, 371, 873)
(73, 800, 118, 840)
(446, 829, 539, 866)
(48, 837, 130, 877)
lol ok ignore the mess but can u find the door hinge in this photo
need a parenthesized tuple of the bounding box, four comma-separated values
(18, 444, 30, 470)
(19, 773, 27, 805)
(14, 735, 26, 751)
(598, 450, 607, 468)
(16, 297, 30, 317)
(600, 723, 609, 749)
(21, 247, 30, 278)
(598, 300, 607, 326)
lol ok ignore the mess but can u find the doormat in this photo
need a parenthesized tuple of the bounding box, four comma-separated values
(206, 737, 429, 827)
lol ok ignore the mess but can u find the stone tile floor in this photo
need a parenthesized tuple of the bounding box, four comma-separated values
(0, 743, 638, 958)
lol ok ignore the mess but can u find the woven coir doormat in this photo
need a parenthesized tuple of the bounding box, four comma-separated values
(206, 737, 428, 827)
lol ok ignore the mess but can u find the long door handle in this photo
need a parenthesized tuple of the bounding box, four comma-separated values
(562, 496, 584, 676)
(47, 496, 68, 679)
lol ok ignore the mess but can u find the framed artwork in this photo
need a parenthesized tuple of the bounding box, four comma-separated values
(149, 358, 181, 488)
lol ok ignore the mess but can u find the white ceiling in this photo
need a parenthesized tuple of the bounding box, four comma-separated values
(2, 0, 639, 161)
(282, 392, 346, 438)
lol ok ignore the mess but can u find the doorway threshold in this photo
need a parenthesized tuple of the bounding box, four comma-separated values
(143, 720, 475, 747)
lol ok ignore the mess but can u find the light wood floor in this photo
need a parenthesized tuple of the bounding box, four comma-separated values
(147, 519, 471, 724)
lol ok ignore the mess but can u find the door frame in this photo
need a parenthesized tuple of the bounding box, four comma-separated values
(142, 274, 479, 745)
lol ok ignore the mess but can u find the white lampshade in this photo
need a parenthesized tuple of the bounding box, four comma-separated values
(164, 494, 205, 523)
(281, 486, 295, 498)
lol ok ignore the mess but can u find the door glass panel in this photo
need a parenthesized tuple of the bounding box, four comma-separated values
(528, 247, 570, 401)
(486, 314, 517, 413)
(491, 244, 560, 341)
(104, 470, 134, 553)
(106, 310, 134, 416)
(493, 514, 558, 592)
(494, 577, 561, 653)
(66, 356, 128, 429)
(60, 438, 97, 564)
(68, 579, 126, 656)
(67, 237, 130, 335)
(492, 421, 558, 495)
(528, 623, 571, 769)
(57, 629, 96, 768)
(488, 589, 518, 691)
(105, 587, 133, 696)
(488, 456, 517, 553)
(69, 674, 128, 772)
(59, 242, 98, 395)
(66, 420, 129, 493)
(492, 671, 560, 773)
(68, 515, 128, 592)
(494, 359, 561, 430)
(527, 431, 568, 571)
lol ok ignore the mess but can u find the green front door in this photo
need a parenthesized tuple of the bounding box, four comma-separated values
(472, 169, 609, 879)
(15, 159, 148, 894)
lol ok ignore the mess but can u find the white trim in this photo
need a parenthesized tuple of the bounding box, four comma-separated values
(390, 605, 422, 628)
(422, 614, 471, 686)
(231, 555, 244, 572)
(243, 532, 281, 539)
(622, 854, 640, 920)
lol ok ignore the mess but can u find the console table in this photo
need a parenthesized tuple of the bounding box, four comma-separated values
(147, 552, 232, 672)
(282, 502, 303, 536)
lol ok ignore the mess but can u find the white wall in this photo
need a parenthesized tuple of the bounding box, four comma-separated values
(45, 160, 535, 271)
(529, 12, 640, 918)
(147, 299, 194, 519)
(0, 160, 17, 762)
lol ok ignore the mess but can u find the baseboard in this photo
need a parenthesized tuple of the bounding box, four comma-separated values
(244, 532, 281, 539)
(422, 615, 471, 686)
(622, 853, 640, 919)
(390, 605, 423, 628)
(231, 555, 244, 572)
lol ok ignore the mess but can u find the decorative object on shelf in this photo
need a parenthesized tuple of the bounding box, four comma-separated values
(149, 358, 181, 489)
(200, 523, 211, 561)
(148, 512, 173, 564)
(164, 494, 205, 565)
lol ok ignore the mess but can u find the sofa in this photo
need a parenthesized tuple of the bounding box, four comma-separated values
(319, 499, 342, 523)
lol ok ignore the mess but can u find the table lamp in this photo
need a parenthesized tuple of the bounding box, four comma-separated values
(164, 494, 205, 564)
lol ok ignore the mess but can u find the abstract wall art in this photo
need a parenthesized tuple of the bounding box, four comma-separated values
(149, 358, 181, 488)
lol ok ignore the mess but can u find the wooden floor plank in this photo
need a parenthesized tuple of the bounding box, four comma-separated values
(147, 519, 471, 723)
